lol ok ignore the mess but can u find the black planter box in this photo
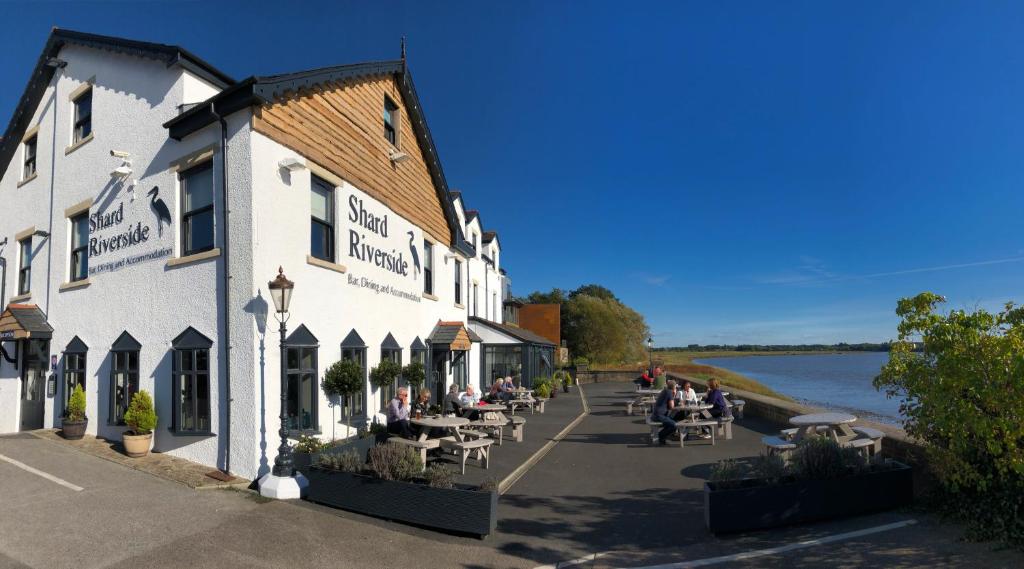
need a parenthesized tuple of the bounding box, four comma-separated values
(293, 436, 377, 476)
(305, 467, 498, 537)
(705, 461, 913, 533)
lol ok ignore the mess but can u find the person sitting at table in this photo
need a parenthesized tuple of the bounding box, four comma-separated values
(650, 379, 678, 446)
(386, 387, 414, 439)
(412, 388, 431, 417)
(634, 369, 654, 389)
(680, 381, 698, 405)
(501, 376, 516, 401)
(444, 384, 463, 416)
(700, 379, 732, 438)
(670, 381, 700, 421)
(460, 384, 482, 420)
(485, 379, 503, 403)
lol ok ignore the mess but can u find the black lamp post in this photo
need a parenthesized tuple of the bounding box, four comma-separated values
(268, 267, 295, 478)
(647, 336, 653, 376)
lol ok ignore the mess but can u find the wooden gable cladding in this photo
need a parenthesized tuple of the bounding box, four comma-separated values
(253, 73, 452, 246)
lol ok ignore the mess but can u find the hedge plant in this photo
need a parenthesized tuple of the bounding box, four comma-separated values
(402, 361, 426, 389)
(874, 292, 1024, 547)
(124, 390, 157, 435)
(323, 358, 364, 430)
(66, 384, 86, 422)
(370, 359, 402, 388)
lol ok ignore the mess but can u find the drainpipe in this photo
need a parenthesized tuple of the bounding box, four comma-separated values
(210, 103, 232, 474)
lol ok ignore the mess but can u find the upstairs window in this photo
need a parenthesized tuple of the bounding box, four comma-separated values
(171, 327, 213, 435)
(286, 325, 320, 434)
(17, 237, 31, 296)
(310, 176, 334, 262)
(384, 96, 399, 146)
(181, 162, 215, 256)
(72, 88, 92, 144)
(109, 332, 141, 425)
(454, 259, 462, 305)
(423, 240, 433, 295)
(63, 337, 88, 415)
(70, 213, 89, 282)
(341, 329, 367, 419)
(473, 283, 479, 317)
(23, 135, 37, 180)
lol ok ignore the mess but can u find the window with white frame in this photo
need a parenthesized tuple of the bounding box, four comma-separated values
(423, 240, 433, 295)
(23, 135, 37, 180)
(454, 259, 462, 305)
(17, 237, 31, 295)
(310, 176, 334, 262)
(69, 213, 89, 282)
(180, 161, 215, 256)
(72, 88, 92, 144)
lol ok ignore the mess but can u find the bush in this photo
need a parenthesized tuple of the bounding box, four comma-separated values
(368, 444, 422, 481)
(424, 465, 455, 489)
(370, 359, 402, 388)
(294, 435, 327, 454)
(790, 437, 848, 481)
(709, 459, 746, 489)
(572, 356, 590, 367)
(124, 390, 157, 435)
(478, 476, 499, 492)
(66, 384, 86, 422)
(534, 378, 552, 399)
(874, 292, 1024, 547)
(402, 361, 426, 389)
(322, 359, 364, 399)
(751, 453, 788, 485)
(554, 369, 573, 387)
(319, 449, 364, 473)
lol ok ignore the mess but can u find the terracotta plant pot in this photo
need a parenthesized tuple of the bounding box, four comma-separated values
(61, 419, 88, 440)
(123, 431, 153, 458)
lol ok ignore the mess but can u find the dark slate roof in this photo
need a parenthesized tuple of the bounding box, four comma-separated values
(410, 336, 426, 351)
(64, 336, 88, 354)
(381, 332, 401, 350)
(287, 324, 319, 346)
(482, 231, 498, 243)
(2, 304, 53, 339)
(341, 329, 366, 348)
(467, 328, 484, 343)
(0, 28, 234, 178)
(172, 327, 213, 349)
(111, 331, 142, 352)
(449, 190, 462, 202)
(426, 321, 480, 344)
(469, 317, 556, 346)
(164, 59, 475, 257)
(465, 210, 480, 223)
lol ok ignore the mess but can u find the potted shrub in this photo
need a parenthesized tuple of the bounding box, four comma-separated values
(704, 438, 913, 533)
(370, 358, 401, 402)
(534, 378, 552, 400)
(322, 358, 365, 438)
(122, 390, 157, 457)
(554, 369, 573, 393)
(61, 384, 88, 440)
(306, 445, 498, 537)
(402, 360, 426, 396)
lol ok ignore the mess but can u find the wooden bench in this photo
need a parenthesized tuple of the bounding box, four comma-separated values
(534, 398, 547, 414)
(762, 435, 797, 458)
(626, 397, 652, 416)
(508, 415, 526, 442)
(780, 425, 829, 440)
(387, 436, 440, 469)
(677, 420, 718, 447)
(853, 426, 885, 455)
(645, 417, 662, 444)
(716, 416, 734, 440)
(469, 419, 505, 446)
(843, 437, 875, 459)
(728, 399, 745, 419)
(440, 437, 495, 474)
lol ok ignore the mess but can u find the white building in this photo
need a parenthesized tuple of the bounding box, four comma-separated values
(0, 29, 553, 480)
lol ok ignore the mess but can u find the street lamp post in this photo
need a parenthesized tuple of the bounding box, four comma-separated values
(258, 267, 308, 499)
(647, 337, 653, 376)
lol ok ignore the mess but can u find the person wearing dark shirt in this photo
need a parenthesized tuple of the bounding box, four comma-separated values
(705, 378, 733, 419)
(650, 379, 678, 446)
(444, 384, 463, 416)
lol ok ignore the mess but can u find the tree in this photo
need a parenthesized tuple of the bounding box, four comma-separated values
(874, 292, 1024, 546)
(323, 359, 364, 436)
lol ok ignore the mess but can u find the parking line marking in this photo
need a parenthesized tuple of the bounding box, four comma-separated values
(535, 519, 918, 569)
(0, 453, 84, 492)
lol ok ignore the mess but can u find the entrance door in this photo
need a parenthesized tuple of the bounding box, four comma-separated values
(432, 350, 447, 406)
(20, 340, 49, 431)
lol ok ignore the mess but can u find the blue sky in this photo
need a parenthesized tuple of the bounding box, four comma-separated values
(2, 1, 1021, 345)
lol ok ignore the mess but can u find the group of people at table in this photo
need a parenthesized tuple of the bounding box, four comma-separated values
(649, 377, 733, 446)
(385, 377, 525, 439)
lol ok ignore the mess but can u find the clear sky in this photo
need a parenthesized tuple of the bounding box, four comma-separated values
(2, 1, 1021, 346)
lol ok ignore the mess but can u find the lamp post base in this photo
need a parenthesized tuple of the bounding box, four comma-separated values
(258, 472, 309, 499)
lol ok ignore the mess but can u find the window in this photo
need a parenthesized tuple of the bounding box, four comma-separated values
(380, 333, 402, 411)
(472, 233, 478, 252)
(493, 292, 498, 322)
(483, 345, 522, 387)
(63, 337, 88, 415)
(452, 351, 468, 391)
(70, 213, 89, 281)
(109, 332, 141, 425)
(171, 327, 213, 434)
(473, 283, 479, 317)
(410, 337, 427, 397)
(23, 135, 37, 180)
(73, 88, 92, 144)
(423, 240, 433, 295)
(286, 325, 319, 433)
(454, 259, 462, 305)
(341, 329, 367, 419)
(180, 162, 215, 256)
(383, 96, 399, 146)
(17, 238, 31, 296)
(310, 176, 334, 261)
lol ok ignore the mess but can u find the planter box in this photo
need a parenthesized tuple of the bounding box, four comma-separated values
(305, 467, 498, 537)
(293, 436, 376, 476)
(705, 461, 913, 533)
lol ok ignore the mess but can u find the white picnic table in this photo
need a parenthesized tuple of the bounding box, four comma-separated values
(637, 388, 661, 396)
(411, 415, 470, 441)
(789, 412, 858, 443)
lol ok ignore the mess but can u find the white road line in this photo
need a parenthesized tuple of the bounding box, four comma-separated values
(0, 453, 84, 492)
(534, 519, 918, 569)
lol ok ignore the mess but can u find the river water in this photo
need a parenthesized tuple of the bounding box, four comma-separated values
(693, 352, 904, 425)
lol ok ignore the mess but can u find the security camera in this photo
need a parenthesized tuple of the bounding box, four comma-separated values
(110, 150, 131, 159)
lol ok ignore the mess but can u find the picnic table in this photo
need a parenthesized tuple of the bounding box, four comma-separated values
(789, 412, 858, 443)
(410, 415, 492, 474)
(410, 415, 470, 440)
(637, 388, 661, 396)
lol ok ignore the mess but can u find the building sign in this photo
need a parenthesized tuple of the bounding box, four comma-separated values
(346, 272, 422, 304)
(346, 194, 419, 281)
(88, 186, 172, 276)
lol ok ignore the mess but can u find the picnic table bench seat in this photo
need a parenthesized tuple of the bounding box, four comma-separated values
(508, 415, 526, 442)
(440, 437, 495, 474)
(780, 425, 829, 440)
(676, 420, 718, 447)
(716, 415, 734, 440)
(728, 399, 746, 419)
(387, 436, 440, 468)
(853, 426, 885, 455)
(468, 419, 505, 446)
(842, 436, 875, 459)
(645, 417, 661, 444)
(626, 397, 653, 416)
(762, 435, 797, 457)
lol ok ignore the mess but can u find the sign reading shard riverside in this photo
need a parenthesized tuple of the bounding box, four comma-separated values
(86, 190, 171, 276)
(346, 194, 415, 279)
